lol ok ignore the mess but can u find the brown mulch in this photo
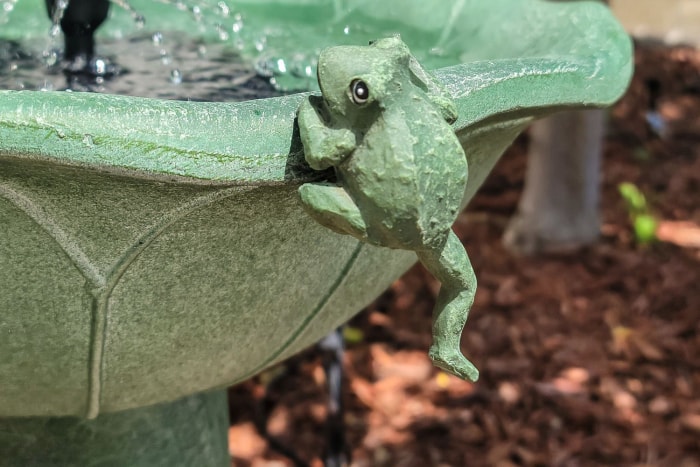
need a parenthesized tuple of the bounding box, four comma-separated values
(227, 42, 700, 467)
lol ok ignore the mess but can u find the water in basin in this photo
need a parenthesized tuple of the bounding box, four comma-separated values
(0, 1, 285, 101)
(0, 0, 473, 100)
(0, 34, 283, 100)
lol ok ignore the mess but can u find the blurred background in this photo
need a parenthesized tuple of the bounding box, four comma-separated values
(227, 1, 700, 466)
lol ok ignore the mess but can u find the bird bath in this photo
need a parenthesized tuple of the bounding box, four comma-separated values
(0, 0, 632, 465)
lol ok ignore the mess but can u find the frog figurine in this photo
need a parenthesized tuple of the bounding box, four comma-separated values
(297, 36, 478, 382)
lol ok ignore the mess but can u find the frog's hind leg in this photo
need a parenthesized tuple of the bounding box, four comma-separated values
(416, 230, 479, 381)
(299, 182, 367, 241)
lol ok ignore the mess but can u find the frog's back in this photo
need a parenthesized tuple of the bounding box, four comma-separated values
(407, 102, 468, 245)
(340, 100, 467, 249)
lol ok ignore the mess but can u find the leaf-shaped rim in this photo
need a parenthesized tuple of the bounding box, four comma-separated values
(0, 1, 632, 185)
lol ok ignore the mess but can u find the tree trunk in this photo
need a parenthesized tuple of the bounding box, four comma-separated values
(503, 109, 606, 255)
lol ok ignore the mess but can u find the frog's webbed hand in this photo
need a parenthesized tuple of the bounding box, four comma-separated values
(299, 182, 368, 241)
(298, 96, 356, 170)
(416, 231, 479, 382)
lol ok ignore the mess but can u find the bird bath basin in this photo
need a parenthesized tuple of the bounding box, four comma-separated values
(0, 0, 632, 465)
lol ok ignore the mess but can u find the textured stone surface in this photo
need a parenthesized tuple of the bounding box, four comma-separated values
(0, 0, 632, 417)
(0, 391, 230, 467)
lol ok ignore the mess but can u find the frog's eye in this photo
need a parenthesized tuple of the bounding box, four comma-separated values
(349, 79, 369, 105)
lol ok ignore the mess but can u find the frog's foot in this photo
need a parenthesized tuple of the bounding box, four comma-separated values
(417, 230, 479, 382)
(299, 182, 367, 241)
(429, 345, 479, 382)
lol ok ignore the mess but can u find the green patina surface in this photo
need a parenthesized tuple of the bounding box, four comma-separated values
(0, 391, 230, 467)
(298, 37, 478, 381)
(0, 0, 632, 422)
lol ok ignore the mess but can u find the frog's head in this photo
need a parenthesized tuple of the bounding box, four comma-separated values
(315, 36, 414, 126)
(318, 38, 402, 125)
(316, 36, 457, 127)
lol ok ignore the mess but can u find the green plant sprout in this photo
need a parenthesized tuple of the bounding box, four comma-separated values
(618, 182, 658, 245)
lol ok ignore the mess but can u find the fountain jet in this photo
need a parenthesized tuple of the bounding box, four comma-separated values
(45, 0, 110, 64)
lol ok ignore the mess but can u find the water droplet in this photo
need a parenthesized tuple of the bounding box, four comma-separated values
(39, 80, 54, 91)
(169, 68, 182, 84)
(152, 32, 163, 45)
(160, 50, 171, 65)
(49, 24, 61, 37)
(48, 0, 68, 29)
(232, 17, 243, 33)
(343, 25, 350, 35)
(94, 59, 106, 75)
(3, 2, 16, 13)
(254, 37, 266, 52)
(197, 45, 207, 57)
(82, 134, 94, 147)
(191, 5, 202, 22)
(42, 49, 59, 67)
(95, 76, 104, 84)
(216, 24, 229, 41)
(111, 0, 146, 31)
(217, 1, 230, 17)
(276, 58, 287, 74)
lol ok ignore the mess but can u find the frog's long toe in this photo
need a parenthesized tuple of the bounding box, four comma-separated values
(429, 345, 479, 381)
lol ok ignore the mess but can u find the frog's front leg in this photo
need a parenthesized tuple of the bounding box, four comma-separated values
(299, 182, 368, 241)
(298, 96, 356, 170)
(416, 231, 479, 382)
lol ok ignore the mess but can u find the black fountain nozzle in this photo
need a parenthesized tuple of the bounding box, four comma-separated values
(44, 0, 110, 62)
(44, 0, 122, 85)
